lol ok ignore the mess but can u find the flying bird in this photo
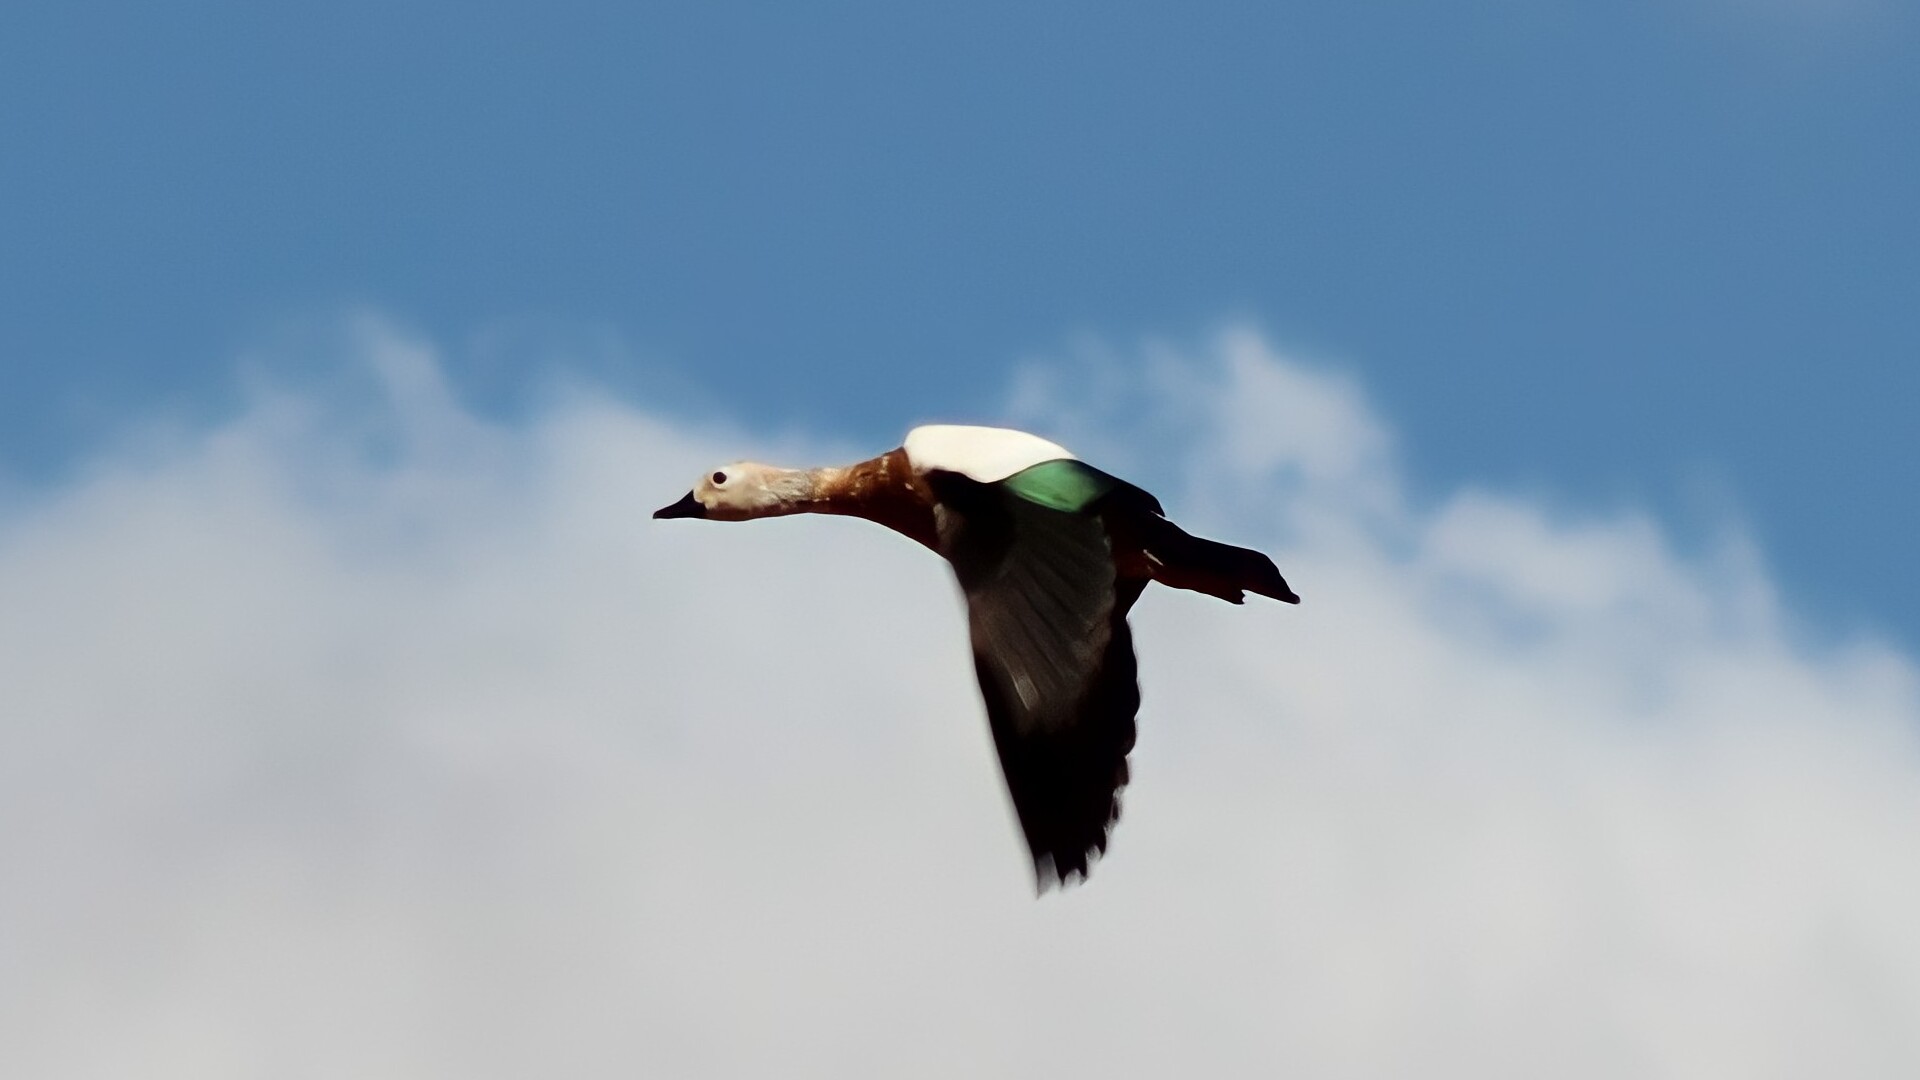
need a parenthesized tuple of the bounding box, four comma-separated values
(655, 424, 1298, 888)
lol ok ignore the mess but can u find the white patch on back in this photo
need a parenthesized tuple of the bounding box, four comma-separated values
(902, 425, 1077, 484)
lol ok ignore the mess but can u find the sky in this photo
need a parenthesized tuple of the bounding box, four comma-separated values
(4, 321, 1918, 1077)
(3, 2, 1920, 1076)
(4, 0, 1919, 641)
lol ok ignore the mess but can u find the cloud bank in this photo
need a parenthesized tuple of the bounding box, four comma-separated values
(2, 319, 1917, 1078)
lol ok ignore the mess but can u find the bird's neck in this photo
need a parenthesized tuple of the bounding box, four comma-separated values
(790, 449, 940, 550)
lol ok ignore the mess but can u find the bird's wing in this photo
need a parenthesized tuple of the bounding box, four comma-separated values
(929, 470, 1143, 888)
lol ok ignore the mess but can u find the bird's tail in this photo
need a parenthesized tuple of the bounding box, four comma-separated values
(1142, 517, 1300, 605)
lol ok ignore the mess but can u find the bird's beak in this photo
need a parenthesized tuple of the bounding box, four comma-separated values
(653, 491, 707, 519)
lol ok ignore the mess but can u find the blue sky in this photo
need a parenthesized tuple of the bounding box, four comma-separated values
(5, 2, 1917, 643)
(9, 3, 1916, 645)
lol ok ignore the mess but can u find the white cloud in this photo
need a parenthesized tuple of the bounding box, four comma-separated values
(2, 318, 1918, 1078)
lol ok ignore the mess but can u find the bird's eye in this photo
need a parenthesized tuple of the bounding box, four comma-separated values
(711, 471, 728, 486)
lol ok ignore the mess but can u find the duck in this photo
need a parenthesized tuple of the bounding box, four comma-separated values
(655, 424, 1299, 889)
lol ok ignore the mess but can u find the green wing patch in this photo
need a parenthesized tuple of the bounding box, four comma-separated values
(1001, 459, 1121, 513)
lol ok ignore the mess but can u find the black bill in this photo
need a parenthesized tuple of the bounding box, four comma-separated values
(653, 491, 707, 519)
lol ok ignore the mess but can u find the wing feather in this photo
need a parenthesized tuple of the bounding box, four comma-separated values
(931, 471, 1143, 887)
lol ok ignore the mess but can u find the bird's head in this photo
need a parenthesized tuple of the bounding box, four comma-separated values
(653, 462, 811, 522)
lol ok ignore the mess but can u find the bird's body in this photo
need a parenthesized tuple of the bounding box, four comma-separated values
(655, 425, 1298, 888)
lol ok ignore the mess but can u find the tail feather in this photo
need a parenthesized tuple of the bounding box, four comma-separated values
(1142, 518, 1300, 605)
